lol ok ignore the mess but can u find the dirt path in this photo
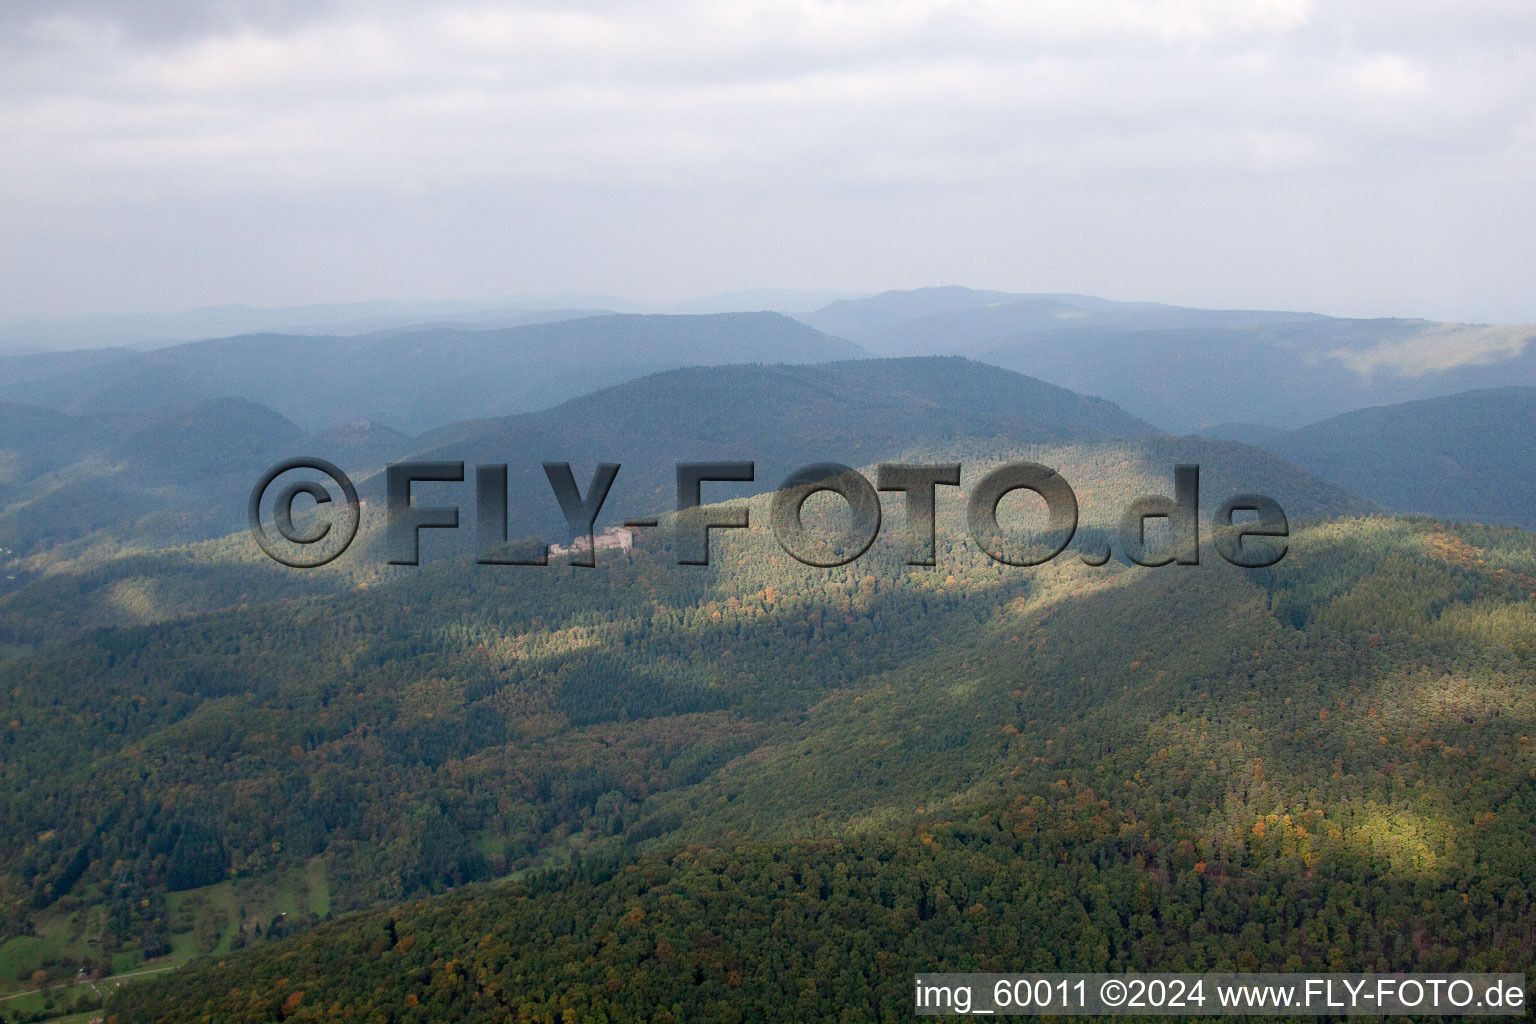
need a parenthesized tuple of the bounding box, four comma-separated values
(0, 961, 181, 1003)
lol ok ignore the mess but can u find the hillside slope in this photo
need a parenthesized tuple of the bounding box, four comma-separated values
(1244, 387, 1536, 528)
(380, 356, 1367, 551)
(0, 398, 411, 561)
(92, 514, 1536, 1022)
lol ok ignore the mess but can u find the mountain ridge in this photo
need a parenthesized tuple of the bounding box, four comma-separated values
(0, 312, 866, 434)
(790, 286, 1536, 432)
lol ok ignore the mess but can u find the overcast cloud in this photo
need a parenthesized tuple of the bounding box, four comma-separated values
(1, 0, 1533, 321)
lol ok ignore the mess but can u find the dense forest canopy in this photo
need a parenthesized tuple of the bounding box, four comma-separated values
(4, 488, 1536, 1019)
(0, 354, 1530, 1022)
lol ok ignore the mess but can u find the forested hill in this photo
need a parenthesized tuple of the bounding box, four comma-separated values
(0, 397, 413, 560)
(0, 427, 1364, 938)
(1253, 387, 1536, 528)
(0, 355, 1154, 561)
(99, 513, 1536, 1022)
(412, 355, 1161, 453)
(375, 356, 1363, 548)
(394, 356, 1159, 541)
(0, 358, 1366, 646)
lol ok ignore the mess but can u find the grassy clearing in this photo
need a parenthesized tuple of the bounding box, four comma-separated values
(0, 909, 80, 990)
(0, 962, 184, 1021)
(0, 860, 336, 1019)
(303, 858, 331, 919)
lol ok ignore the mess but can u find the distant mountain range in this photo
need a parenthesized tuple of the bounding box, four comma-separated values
(796, 286, 1536, 432)
(3, 287, 1533, 552)
(9, 288, 1535, 442)
(0, 291, 862, 350)
(0, 355, 1370, 578)
(0, 301, 628, 350)
(798, 286, 1327, 352)
(374, 356, 1376, 556)
(0, 312, 863, 434)
(2, 355, 1166, 558)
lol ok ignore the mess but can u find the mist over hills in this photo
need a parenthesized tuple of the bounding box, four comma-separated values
(797, 285, 1326, 353)
(6, 0, 1536, 1003)
(798, 286, 1536, 432)
(0, 312, 864, 434)
(10, 354, 1163, 557)
(0, 302, 621, 351)
(4, 288, 1528, 564)
(10, 286, 1533, 444)
(7, 353, 1165, 558)
(5, 357, 1107, 560)
(0, 291, 868, 351)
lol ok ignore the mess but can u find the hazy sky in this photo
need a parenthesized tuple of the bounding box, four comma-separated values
(3, 0, 1534, 322)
